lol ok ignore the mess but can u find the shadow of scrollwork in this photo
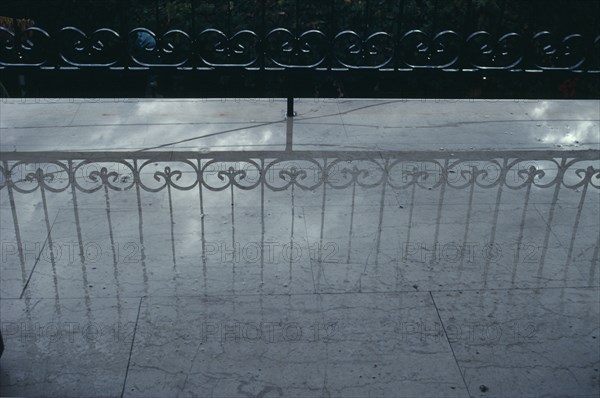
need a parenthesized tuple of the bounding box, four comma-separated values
(1, 150, 598, 195)
(2, 149, 598, 302)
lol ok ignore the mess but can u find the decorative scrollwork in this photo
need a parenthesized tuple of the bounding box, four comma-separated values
(589, 35, 600, 72)
(129, 28, 192, 67)
(197, 29, 259, 67)
(333, 31, 394, 69)
(399, 30, 461, 69)
(265, 29, 327, 68)
(532, 32, 587, 70)
(0, 26, 51, 66)
(59, 27, 121, 67)
(0, 25, 598, 73)
(466, 32, 523, 69)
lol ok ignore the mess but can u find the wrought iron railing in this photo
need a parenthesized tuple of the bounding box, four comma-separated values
(1, 0, 599, 98)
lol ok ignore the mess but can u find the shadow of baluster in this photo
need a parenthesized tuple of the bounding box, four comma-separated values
(3, 160, 26, 289)
(133, 160, 149, 314)
(316, 157, 328, 293)
(458, 163, 478, 282)
(563, 165, 598, 285)
(374, 158, 389, 271)
(511, 165, 538, 286)
(345, 178, 357, 287)
(589, 238, 599, 286)
(230, 169, 236, 310)
(196, 158, 208, 296)
(96, 167, 123, 324)
(482, 157, 507, 292)
(35, 167, 61, 316)
(260, 158, 265, 314)
(69, 160, 95, 350)
(399, 175, 418, 291)
(536, 157, 566, 287)
(430, 158, 449, 268)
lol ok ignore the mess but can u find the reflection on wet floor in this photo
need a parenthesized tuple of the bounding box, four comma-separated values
(0, 101, 599, 397)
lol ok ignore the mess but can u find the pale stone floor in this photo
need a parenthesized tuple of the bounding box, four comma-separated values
(0, 99, 599, 397)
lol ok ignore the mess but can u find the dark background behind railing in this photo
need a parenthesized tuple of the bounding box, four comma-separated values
(2, 0, 599, 37)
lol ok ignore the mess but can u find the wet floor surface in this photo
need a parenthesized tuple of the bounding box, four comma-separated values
(0, 99, 599, 397)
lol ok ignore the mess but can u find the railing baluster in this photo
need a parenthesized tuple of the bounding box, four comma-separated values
(497, 0, 507, 35)
(329, 0, 335, 70)
(432, 0, 439, 34)
(155, 0, 160, 33)
(523, 0, 539, 70)
(395, 0, 406, 69)
(464, 0, 473, 34)
(190, 0, 196, 37)
(120, 0, 129, 33)
(260, 0, 266, 71)
(227, 0, 232, 35)
(261, 0, 266, 37)
(330, 0, 336, 35)
(365, 0, 371, 36)
(295, 0, 300, 32)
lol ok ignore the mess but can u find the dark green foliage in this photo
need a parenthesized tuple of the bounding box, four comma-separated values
(1, 0, 598, 35)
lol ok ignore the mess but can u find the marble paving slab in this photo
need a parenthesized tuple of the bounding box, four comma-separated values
(0, 296, 140, 397)
(123, 292, 468, 398)
(432, 287, 600, 398)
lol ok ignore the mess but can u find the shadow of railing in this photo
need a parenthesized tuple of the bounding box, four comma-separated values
(1, 149, 598, 306)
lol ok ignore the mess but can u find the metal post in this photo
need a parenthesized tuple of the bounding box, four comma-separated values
(287, 97, 295, 117)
